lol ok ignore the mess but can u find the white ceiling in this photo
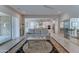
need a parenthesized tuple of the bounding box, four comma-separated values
(49, 5, 79, 17)
(10, 5, 79, 17)
(10, 5, 62, 16)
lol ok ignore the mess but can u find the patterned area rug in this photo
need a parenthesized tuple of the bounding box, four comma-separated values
(23, 40, 53, 53)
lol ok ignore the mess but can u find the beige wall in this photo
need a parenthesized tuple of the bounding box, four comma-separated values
(20, 16, 25, 36)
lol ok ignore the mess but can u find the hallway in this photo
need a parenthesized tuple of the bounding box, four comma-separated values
(1, 5, 79, 53)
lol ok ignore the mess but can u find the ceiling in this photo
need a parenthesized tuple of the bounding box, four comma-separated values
(10, 5, 62, 16)
(10, 5, 79, 17)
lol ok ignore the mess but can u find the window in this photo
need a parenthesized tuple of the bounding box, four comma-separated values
(64, 18, 79, 39)
(25, 19, 39, 33)
(0, 15, 12, 44)
(0, 12, 20, 44)
(12, 16, 20, 39)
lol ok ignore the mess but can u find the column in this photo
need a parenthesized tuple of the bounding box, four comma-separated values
(55, 18, 60, 34)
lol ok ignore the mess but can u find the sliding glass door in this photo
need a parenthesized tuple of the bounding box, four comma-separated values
(0, 12, 20, 44)
(12, 16, 20, 39)
(0, 16, 12, 44)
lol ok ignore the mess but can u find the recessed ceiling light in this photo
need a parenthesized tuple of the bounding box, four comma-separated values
(57, 11, 62, 14)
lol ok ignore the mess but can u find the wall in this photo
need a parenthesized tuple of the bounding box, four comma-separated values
(20, 16, 25, 36)
(43, 22, 51, 28)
